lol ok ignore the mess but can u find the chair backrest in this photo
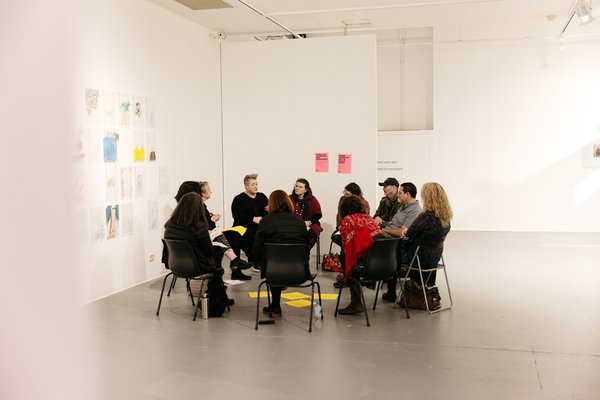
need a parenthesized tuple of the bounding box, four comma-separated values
(264, 243, 310, 286)
(162, 239, 203, 278)
(362, 238, 400, 281)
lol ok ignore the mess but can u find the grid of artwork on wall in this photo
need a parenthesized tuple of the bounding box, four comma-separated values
(76, 87, 167, 244)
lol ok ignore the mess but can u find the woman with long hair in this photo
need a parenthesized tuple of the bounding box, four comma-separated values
(404, 182, 453, 286)
(335, 182, 370, 228)
(253, 190, 308, 318)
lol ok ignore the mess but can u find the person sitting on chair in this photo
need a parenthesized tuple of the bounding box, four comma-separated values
(404, 182, 453, 287)
(253, 190, 308, 318)
(174, 181, 253, 281)
(289, 178, 323, 249)
(337, 196, 383, 315)
(373, 177, 402, 228)
(380, 182, 422, 302)
(231, 174, 269, 270)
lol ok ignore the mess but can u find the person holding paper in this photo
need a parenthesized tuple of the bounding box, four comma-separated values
(174, 181, 252, 281)
(231, 174, 269, 270)
(289, 178, 323, 249)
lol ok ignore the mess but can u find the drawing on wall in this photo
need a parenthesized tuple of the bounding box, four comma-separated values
(120, 202, 133, 236)
(86, 128, 103, 164)
(146, 97, 155, 128)
(120, 166, 133, 199)
(582, 141, 600, 168)
(148, 199, 158, 231)
(338, 154, 352, 174)
(85, 88, 100, 124)
(159, 165, 169, 195)
(90, 207, 106, 243)
(132, 96, 145, 127)
(146, 130, 156, 161)
(315, 153, 329, 172)
(105, 166, 118, 202)
(119, 93, 131, 126)
(103, 91, 117, 126)
(134, 166, 145, 198)
(105, 204, 120, 240)
(103, 131, 119, 163)
(133, 130, 145, 162)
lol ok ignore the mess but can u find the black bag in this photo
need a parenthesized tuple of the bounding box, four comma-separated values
(203, 277, 229, 318)
(400, 279, 441, 310)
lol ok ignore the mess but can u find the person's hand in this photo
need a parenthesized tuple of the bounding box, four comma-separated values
(374, 216, 383, 226)
(305, 220, 311, 228)
(399, 226, 408, 238)
(253, 216, 262, 224)
(264, 205, 269, 211)
(211, 214, 221, 222)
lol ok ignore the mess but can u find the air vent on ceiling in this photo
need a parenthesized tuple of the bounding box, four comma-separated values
(175, 0, 232, 10)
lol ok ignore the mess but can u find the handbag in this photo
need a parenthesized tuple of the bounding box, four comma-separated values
(321, 252, 342, 272)
(400, 279, 441, 310)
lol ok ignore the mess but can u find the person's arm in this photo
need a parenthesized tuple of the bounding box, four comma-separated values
(309, 196, 322, 224)
(252, 220, 266, 263)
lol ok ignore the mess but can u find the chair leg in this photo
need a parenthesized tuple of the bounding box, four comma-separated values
(156, 273, 173, 316)
(397, 276, 410, 319)
(334, 282, 344, 317)
(167, 275, 177, 297)
(373, 281, 381, 310)
(358, 284, 370, 327)
(308, 284, 315, 332)
(186, 279, 195, 307)
(255, 281, 266, 330)
(193, 290, 201, 321)
(316, 237, 321, 270)
(315, 281, 323, 319)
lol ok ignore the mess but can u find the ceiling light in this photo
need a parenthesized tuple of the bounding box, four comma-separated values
(574, 0, 593, 25)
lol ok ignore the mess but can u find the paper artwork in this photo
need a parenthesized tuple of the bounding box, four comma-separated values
(146, 98, 156, 128)
(105, 167, 118, 202)
(132, 96, 145, 127)
(315, 153, 329, 173)
(582, 141, 600, 168)
(134, 166, 145, 198)
(103, 131, 119, 163)
(148, 199, 158, 231)
(85, 88, 100, 124)
(120, 166, 133, 199)
(338, 154, 352, 174)
(103, 91, 117, 126)
(105, 204, 120, 239)
(90, 207, 106, 243)
(120, 202, 133, 236)
(119, 93, 131, 126)
(133, 130, 145, 162)
(86, 128, 103, 164)
(146, 130, 156, 161)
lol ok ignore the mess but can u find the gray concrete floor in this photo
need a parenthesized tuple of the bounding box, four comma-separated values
(89, 231, 600, 399)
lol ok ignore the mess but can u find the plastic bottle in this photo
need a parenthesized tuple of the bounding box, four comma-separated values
(200, 294, 209, 319)
(313, 300, 323, 328)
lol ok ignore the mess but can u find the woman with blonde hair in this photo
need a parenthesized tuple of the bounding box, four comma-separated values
(404, 182, 453, 287)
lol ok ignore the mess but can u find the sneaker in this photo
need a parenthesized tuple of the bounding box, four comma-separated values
(250, 265, 261, 273)
(262, 306, 282, 317)
(382, 292, 397, 302)
(231, 258, 252, 271)
(231, 270, 252, 281)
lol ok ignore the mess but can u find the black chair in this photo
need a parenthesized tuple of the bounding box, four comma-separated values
(157, 238, 214, 321)
(334, 238, 410, 326)
(402, 245, 453, 313)
(255, 243, 322, 332)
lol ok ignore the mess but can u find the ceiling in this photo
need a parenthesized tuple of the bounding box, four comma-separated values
(148, 0, 600, 43)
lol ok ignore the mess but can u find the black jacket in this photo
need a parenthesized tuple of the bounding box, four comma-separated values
(161, 219, 217, 274)
(252, 212, 308, 265)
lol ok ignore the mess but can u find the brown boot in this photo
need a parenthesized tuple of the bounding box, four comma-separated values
(338, 278, 365, 315)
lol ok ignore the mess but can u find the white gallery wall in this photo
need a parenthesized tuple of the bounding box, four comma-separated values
(74, 0, 222, 301)
(433, 36, 600, 232)
(220, 35, 378, 246)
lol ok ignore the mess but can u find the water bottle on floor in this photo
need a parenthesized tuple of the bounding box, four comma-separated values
(313, 300, 323, 328)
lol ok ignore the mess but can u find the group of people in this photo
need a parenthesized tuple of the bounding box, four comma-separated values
(161, 173, 452, 318)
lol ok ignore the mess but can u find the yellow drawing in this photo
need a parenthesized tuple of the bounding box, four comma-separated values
(281, 292, 310, 300)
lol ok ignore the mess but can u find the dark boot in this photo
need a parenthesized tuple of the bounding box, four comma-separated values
(382, 279, 397, 302)
(230, 257, 252, 270)
(231, 270, 251, 281)
(338, 279, 365, 315)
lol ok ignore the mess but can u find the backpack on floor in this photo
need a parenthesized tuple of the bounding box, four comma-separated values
(202, 277, 229, 318)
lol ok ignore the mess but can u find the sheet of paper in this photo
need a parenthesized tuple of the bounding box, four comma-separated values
(338, 153, 352, 174)
(315, 152, 329, 172)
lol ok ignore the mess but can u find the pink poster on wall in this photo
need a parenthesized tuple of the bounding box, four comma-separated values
(315, 153, 329, 172)
(338, 154, 352, 174)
